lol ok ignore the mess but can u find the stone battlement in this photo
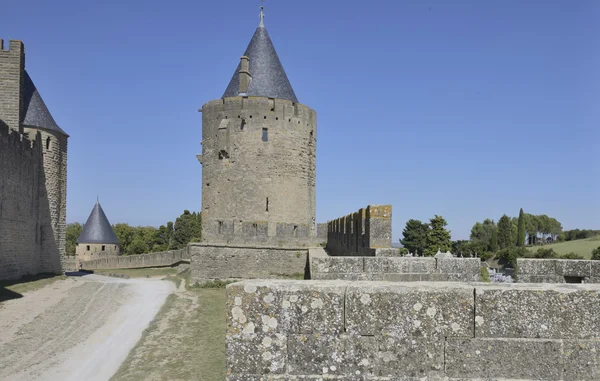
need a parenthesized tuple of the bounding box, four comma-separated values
(327, 205, 392, 256)
(226, 280, 600, 380)
(517, 258, 600, 283)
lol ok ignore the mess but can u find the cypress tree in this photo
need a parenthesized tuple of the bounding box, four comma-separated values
(517, 208, 526, 247)
(497, 214, 512, 249)
(491, 228, 498, 252)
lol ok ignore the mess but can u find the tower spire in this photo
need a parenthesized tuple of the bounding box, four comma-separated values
(259, 0, 265, 27)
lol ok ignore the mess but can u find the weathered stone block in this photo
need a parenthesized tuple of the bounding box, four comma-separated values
(391, 258, 436, 274)
(226, 333, 287, 376)
(227, 280, 346, 336)
(517, 258, 556, 276)
(563, 340, 600, 380)
(475, 283, 600, 338)
(555, 259, 592, 277)
(376, 337, 444, 379)
(436, 258, 480, 276)
(288, 334, 377, 376)
(363, 258, 387, 273)
(592, 261, 600, 277)
(345, 282, 473, 338)
(311, 257, 363, 274)
(445, 338, 563, 380)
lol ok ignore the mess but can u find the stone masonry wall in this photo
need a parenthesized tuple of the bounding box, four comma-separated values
(517, 258, 600, 283)
(200, 96, 317, 247)
(76, 242, 120, 267)
(190, 243, 308, 282)
(0, 39, 24, 133)
(309, 248, 480, 281)
(326, 205, 392, 256)
(80, 249, 188, 270)
(226, 280, 600, 380)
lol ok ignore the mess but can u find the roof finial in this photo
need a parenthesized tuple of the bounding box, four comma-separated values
(259, 0, 265, 27)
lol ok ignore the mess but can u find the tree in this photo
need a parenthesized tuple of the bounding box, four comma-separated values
(497, 215, 512, 250)
(516, 208, 526, 247)
(490, 228, 498, 253)
(113, 223, 136, 254)
(470, 219, 496, 252)
(400, 219, 428, 255)
(425, 215, 451, 256)
(128, 237, 148, 255)
(171, 210, 202, 249)
(66, 223, 82, 256)
(525, 214, 538, 245)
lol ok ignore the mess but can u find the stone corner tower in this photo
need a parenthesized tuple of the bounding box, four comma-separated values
(198, 11, 317, 248)
(76, 201, 120, 266)
(0, 38, 68, 277)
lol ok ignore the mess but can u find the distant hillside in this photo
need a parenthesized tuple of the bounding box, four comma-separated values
(527, 236, 600, 259)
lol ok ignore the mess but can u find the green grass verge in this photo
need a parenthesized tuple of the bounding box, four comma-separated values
(526, 236, 600, 259)
(94, 268, 178, 278)
(111, 288, 226, 381)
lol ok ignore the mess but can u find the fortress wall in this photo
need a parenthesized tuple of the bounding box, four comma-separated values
(0, 125, 47, 279)
(80, 249, 188, 270)
(189, 243, 308, 281)
(226, 280, 600, 380)
(200, 97, 316, 247)
(517, 258, 600, 283)
(326, 205, 392, 257)
(309, 247, 480, 281)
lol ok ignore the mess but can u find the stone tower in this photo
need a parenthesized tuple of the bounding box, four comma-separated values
(76, 201, 120, 266)
(0, 39, 68, 278)
(198, 11, 317, 247)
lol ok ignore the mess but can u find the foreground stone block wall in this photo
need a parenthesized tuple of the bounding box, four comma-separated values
(517, 258, 600, 283)
(80, 249, 188, 270)
(226, 280, 600, 380)
(326, 205, 392, 256)
(310, 248, 480, 282)
(190, 244, 308, 282)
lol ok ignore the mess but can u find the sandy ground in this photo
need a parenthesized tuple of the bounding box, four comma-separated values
(0, 274, 174, 381)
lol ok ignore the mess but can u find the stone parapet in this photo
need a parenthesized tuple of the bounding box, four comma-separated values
(309, 249, 480, 282)
(80, 249, 188, 270)
(226, 280, 600, 380)
(516, 258, 600, 283)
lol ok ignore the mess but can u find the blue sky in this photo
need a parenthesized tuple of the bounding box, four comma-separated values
(3, 0, 598, 240)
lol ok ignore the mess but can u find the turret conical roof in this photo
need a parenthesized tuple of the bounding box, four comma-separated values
(77, 202, 120, 245)
(222, 20, 298, 103)
(22, 71, 68, 136)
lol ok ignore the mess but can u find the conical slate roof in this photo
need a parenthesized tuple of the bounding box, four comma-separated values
(222, 21, 298, 103)
(77, 202, 120, 245)
(22, 70, 68, 136)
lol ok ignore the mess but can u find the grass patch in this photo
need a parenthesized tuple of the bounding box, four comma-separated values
(0, 273, 66, 297)
(480, 267, 491, 282)
(94, 267, 178, 279)
(526, 236, 600, 260)
(111, 288, 226, 381)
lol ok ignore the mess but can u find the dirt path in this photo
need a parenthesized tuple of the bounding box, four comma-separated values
(0, 274, 174, 381)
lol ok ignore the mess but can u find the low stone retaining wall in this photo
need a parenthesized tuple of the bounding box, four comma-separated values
(309, 248, 480, 281)
(226, 280, 600, 380)
(517, 258, 600, 283)
(62, 257, 77, 272)
(189, 243, 308, 283)
(80, 249, 188, 270)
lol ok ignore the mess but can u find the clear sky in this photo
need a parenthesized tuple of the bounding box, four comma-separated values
(4, 0, 599, 241)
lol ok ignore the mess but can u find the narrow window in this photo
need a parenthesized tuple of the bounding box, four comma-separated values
(102, 245, 105, 251)
(262, 128, 268, 142)
(46, 137, 51, 150)
(87, 245, 90, 251)
(293, 225, 298, 237)
(266, 198, 269, 212)
(252, 223, 258, 236)
(218, 221, 223, 234)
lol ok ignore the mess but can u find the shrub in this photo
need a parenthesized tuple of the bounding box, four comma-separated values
(592, 246, 600, 261)
(194, 279, 237, 289)
(480, 267, 490, 282)
(535, 248, 558, 259)
(497, 247, 527, 267)
(398, 247, 409, 255)
(561, 252, 584, 260)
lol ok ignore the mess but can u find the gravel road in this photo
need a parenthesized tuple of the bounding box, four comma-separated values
(0, 274, 174, 381)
